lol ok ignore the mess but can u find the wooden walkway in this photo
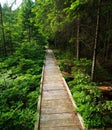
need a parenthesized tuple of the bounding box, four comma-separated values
(35, 49, 85, 130)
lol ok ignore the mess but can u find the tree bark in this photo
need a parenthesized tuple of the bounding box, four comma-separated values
(0, 3, 7, 56)
(9, 1, 16, 54)
(76, 17, 80, 60)
(91, 0, 101, 81)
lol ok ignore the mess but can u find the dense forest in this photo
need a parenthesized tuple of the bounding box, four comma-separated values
(0, 0, 112, 129)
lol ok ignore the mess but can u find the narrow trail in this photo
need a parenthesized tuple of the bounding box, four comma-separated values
(35, 49, 85, 130)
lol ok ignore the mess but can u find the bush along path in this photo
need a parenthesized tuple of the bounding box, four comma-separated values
(0, 41, 45, 130)
(69, 71, 112, 129)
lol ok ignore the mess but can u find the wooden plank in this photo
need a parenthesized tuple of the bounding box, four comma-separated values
(40, 127, 82, 130)
(43, 83, 65, 91)
(42, 90, 68, 99)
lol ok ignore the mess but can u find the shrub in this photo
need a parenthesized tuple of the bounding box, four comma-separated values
(69, 71, 112, 129)
(0, 41, 45, 130)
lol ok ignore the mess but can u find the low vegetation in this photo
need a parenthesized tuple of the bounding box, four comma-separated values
(0, 42, 45, 130)
(56, 52, 112, 129)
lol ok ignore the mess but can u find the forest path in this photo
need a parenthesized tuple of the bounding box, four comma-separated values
(36, 49, 85, 130)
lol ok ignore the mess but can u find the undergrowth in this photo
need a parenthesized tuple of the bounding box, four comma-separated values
(56, 54, 112, 129)
(69, 70, 112, 129)
(0, 41, 45, 130)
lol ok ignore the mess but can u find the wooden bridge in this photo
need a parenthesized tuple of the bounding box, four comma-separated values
(35, 49, 85, 130)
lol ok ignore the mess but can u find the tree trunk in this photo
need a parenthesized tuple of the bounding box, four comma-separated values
(91, 0, 101, 81)
(76, 17, 80, 60)
(9, 30, 13, 54)
(104, 38, 110, 63)
(9, 1, 16, 54)
(0, 3, 7, 56)
(8, 8, 12, 54)
(103, 11, 111, 63)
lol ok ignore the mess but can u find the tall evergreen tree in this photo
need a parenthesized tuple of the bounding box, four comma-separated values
(91, 0, 101, 81)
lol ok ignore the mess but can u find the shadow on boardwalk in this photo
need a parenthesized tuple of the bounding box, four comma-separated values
(35, 49, 85, 130)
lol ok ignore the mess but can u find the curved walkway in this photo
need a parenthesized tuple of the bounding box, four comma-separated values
(36, 49, 85, 130)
